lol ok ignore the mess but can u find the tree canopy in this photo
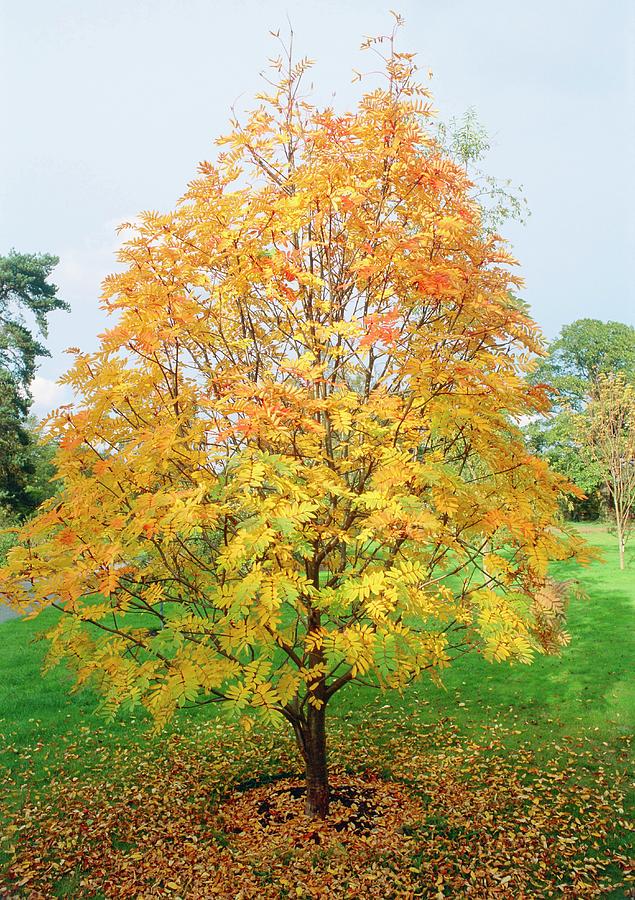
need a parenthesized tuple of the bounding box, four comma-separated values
(0, 251, 67, 516)
(526, 318, 635, 520)
(532, 318, 635, 411)
(0, 30, 588, 817)
(0, 251, 68, 399)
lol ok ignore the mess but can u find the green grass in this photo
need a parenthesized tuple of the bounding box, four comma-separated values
(0, 523, 633, 895)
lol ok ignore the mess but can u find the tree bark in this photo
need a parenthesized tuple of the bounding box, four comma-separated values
(291, 703, 330, 818)
(303, 703, 329, 818)
(294, 600, 330, 817)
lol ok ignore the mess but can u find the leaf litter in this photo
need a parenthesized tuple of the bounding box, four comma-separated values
(0, 718, 632, 898)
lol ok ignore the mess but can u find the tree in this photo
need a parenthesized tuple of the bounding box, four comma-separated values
(0, 27, 588, 818)
(437, 107, 530, 231)
(0, 250, 68, 394)
(0, 250, 68, 516)
(526, 319, 635, 518)
(524, 412, 603, 520)
(0, 381, 59, 518)
(583, 374, 635, 569)
(532, 318, 635, 411)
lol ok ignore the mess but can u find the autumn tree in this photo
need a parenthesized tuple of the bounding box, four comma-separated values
(582, 374, 635, 569)
(0, 26, 588, 818)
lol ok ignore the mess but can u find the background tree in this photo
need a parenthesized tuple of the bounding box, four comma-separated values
(1, 28, 588, 818)
(0, 250, 67, 517)
(526, 319, 635, 519)
(532, 318, 635, 410)
(582, 374, 635, 569)
(437, 107, 530, 235)
(0, 387, 58, 520)
(525, 410, 603, 520)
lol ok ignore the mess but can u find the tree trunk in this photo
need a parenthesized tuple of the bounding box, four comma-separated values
(304, 703, 329, 818)
(296, 603, 330, 817)
(614, 499, 625, 570)
(292, 704, 330, 818)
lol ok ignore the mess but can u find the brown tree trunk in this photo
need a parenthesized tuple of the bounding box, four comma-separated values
(293, 602, 330, 817)
(291, 703, 330, 818)
(303, 703, 329, 818)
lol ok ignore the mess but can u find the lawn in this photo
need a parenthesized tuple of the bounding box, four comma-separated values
(0, 522, 633, 897)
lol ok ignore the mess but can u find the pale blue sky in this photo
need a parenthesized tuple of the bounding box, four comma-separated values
(1, 0, 633, 414)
